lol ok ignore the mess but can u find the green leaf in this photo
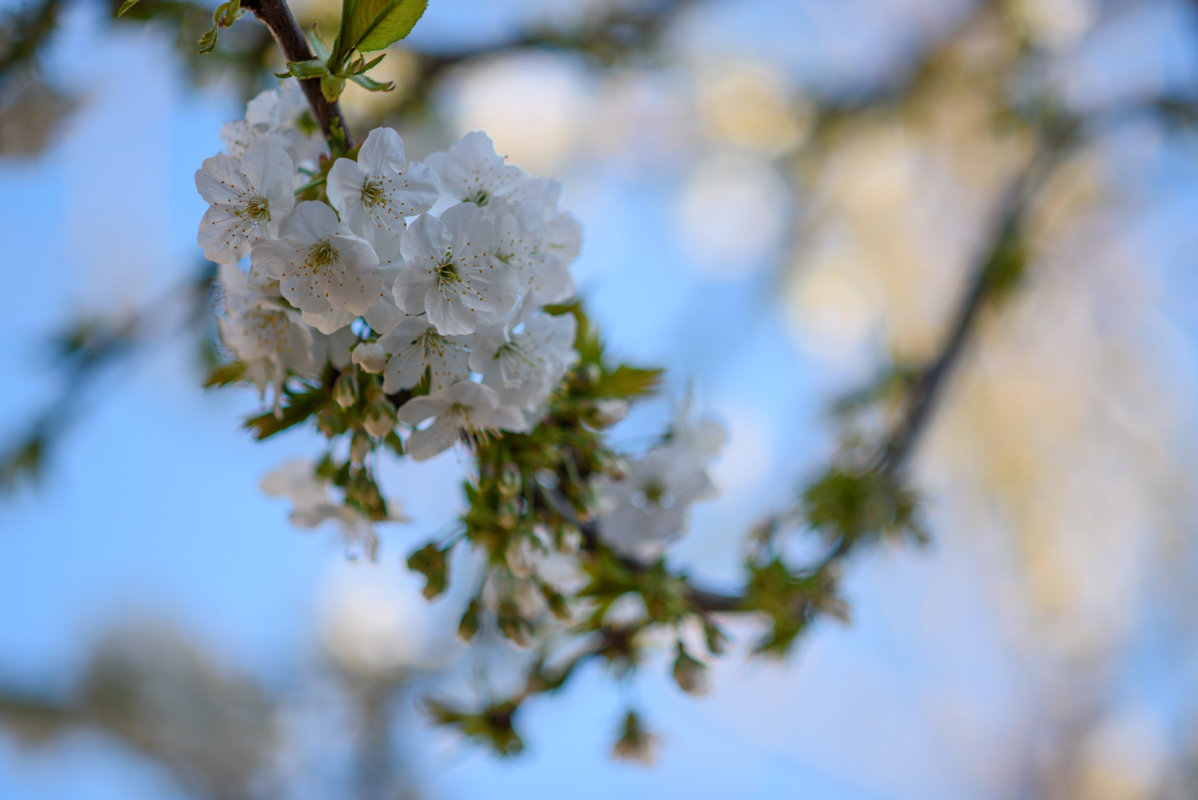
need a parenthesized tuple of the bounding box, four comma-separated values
(339, 0, 426, 58)
(203, 360, 245, 388)
(593, 365, 663, 399)
(116, 0, 142, 16)
(349, 72, 395, 92)
(197, 25, 219, 54)
(197, 0, 242, 55)
(407, 542, 450, 600)
(243, 387, 325, 440)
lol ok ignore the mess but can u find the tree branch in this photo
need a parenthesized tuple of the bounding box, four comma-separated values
(678, 151, 1052, 615)
(239, 0, 352, 149)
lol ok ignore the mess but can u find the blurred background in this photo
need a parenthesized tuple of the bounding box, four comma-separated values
(3, 0, 1198, 797)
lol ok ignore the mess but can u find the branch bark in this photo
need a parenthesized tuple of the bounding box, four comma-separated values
(239, 0, 353, 149)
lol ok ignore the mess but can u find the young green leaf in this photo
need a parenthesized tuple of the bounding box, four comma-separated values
(116, 0, 142, 16)
(349, 72, 395, 92)
(197, 0, 242, 55)
(340, 0, 427, 57)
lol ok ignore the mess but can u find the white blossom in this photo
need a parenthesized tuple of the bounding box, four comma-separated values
(469, 309, 577, 411)
(196, 139, 295, 263)
(490, 198, 577, 304)
(327, 127, 439, 257)
(221, 83, 325, 169)
(424, 131, 524, 206)
(396, 381, 525, 460)
(594, 409, 726, 561)
(252, 201, 383, 319)
(216, 264, 321, 412)
(261, 459, 403, 561)
(393, 203, 518, 335)
(377, 316, 469, 395)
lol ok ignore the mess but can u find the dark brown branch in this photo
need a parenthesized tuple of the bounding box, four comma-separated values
(239, 0, 352, 149)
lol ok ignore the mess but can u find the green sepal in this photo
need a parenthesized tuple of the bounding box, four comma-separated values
(203, 361, 246, 388)
(305, 24, 331, 60)
(320, 74, 345, 103)
(281, 59, 331, 80)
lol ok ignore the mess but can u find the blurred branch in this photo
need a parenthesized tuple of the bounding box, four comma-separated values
(878, 157, 1038, 472)
(1, 265, 215, 493)
(397, 0, 696, 108)
(0, 0, 62, 80)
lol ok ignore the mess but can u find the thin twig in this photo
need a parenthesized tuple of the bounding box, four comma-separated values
(239, 0, 352, 148)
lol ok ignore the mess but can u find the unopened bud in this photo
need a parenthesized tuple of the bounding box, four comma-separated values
(333, 372, 357, 410)
(350, 432, 370, 465)
(363, 401, 395, 438)
(612, 710, 657, 765)
(593, 398, 629, 425)
(351, 341, 387, 374)
(671, 645, 709, 696)
(458, 600, 480, 642)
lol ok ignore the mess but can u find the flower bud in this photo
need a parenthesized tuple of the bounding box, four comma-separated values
(363, 401, 395, 438)
(333, 372, 357, 410)
(458, 600, 480, 642)
(592, 398, 629, 425)
(350, 432, 370, 465)
(351, 341, 387, 374)
(612, 710, 657, 765)
(671, 645, 710, 696)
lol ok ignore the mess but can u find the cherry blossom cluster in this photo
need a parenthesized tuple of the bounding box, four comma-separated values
(198, 84, 581, 462)
(199, 85, 727, 568)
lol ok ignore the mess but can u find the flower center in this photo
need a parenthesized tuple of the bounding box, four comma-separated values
(465, 188, 489, 206)
(242, 197, 271, 223)
(435, 253, 462, 285)
(307, 240, 339, 270)
(361, 179, 385, 208)
(634, 478, 673, 509)
(642, 480, 666, 505)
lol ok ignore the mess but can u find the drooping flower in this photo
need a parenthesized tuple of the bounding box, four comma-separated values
(196, 139, 295, 263)
(327, 127, 440, 257)
(396, 381, 525, 460)
(377, 316, 470, 395)
(393, 203, 518, 335)
(594, 407, 726, 561)
(260, 459, 404, 561)
(252, 201, 383, 319)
